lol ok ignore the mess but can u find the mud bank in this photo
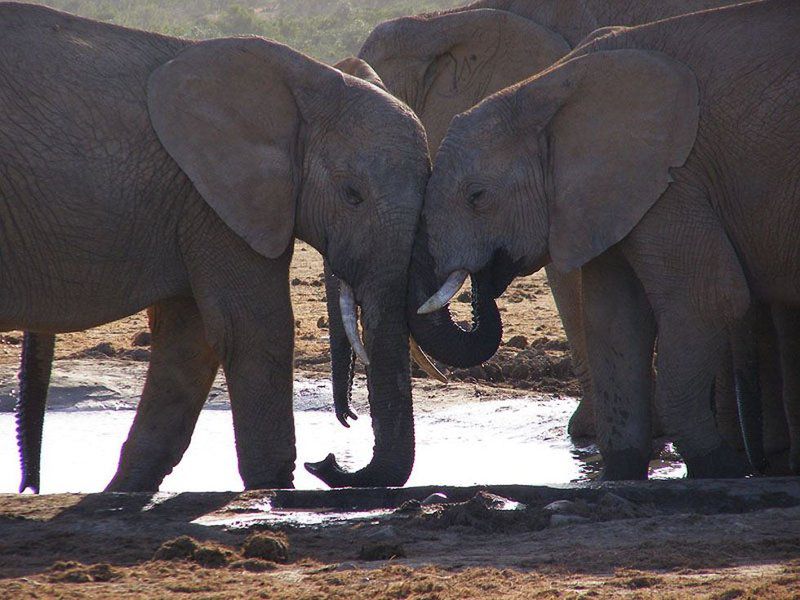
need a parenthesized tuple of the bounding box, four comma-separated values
(0, 480, 798, 598)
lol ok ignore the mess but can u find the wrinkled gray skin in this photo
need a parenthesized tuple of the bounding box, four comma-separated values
(322, 57, 390, 431)
(1, 4, 429, 491)
(13, 57, 382, 494)
(358, 0, 740, 440)
(770, 306, 800, 474)
(725, 303, 793, 474)
(420, 0, 800, 479)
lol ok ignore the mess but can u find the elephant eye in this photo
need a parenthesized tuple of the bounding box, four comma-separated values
(467, 190, 485, 208)
(345, 186, 364, 206)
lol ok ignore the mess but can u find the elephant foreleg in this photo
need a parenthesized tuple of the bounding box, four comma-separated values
(16, 331, 56, 493)
(190, 247, 296, 489)
(771, 304, 800, 474)
(545, 266, 595, 439)
(106, 297, 219, 492)
(581, 250, 656, 480)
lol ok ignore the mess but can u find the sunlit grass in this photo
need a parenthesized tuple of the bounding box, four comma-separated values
(33, 0, 463, 62)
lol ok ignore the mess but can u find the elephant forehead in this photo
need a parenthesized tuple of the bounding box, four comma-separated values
(339, 88, 426, 137)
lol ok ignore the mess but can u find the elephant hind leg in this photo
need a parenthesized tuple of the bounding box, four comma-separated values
(771, 305, 800, 474)
(106, 297, 219, 492)
(545, 266, 596, 439)
(655, 313, 747, 479)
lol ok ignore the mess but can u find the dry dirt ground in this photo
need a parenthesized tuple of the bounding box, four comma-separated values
(1, 242, 798, 598)
(0, 241, 577, 395)
(0, 481, 798, 599)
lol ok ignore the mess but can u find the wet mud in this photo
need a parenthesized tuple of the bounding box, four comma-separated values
(0, 481, 798, 597)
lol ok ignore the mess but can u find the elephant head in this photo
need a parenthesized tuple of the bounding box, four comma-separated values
(417, 49, 700, 350)
(322, 57, 446, 431)
(358, 8, 571, 368)
(359, 8, 570, 151)
(147, 38, 430, 487)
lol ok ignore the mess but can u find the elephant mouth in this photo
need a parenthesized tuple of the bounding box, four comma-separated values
(418, 249, 523, 315)
(482, 248, 523, 299)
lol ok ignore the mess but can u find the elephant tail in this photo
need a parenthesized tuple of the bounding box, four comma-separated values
(16, 332, 55, 494)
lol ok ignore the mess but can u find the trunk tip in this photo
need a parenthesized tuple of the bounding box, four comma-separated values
(19, 473, 39, 494)
(304, 453, 346, 487)
(336, 408, 358, 428)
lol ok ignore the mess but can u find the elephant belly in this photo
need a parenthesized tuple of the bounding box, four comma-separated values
(0, 183, 191, 333)
(723, 216, 800, 307)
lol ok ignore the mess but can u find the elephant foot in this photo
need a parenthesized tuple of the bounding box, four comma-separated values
(599, 448, 650, 481)
(243, 480, 294, 491)
(684, 443, 750, 479)
(105, 476, 161, 493)
(242, 471, 294, 490)
(240, 460, 296, 490)
(567, 402, 596, 440)
(789, 450, 800, 476)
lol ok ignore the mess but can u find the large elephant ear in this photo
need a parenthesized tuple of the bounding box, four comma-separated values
(148, 39, 303, 259)
(361, 9, 570, 151)
(528, 49, 700, 272)
(334, 57, 387, 92)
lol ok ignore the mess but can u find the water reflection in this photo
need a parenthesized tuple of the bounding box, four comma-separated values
(0, 397, 684, 494)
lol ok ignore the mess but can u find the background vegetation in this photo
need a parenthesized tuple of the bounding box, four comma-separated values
(33, 0, 463, 63)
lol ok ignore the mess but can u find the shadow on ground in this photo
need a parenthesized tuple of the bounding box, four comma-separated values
(0, 479, 798, 584)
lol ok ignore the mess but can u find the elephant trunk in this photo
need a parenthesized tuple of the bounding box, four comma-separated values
(324, 261, 358, 427)
(407, 222, 503, 368)
(305, 280, 414, 487)
(16, 332, 56, 494)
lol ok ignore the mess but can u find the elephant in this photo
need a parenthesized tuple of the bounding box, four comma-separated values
(1, 4, 431, 491)
(320, 57, 445, 433)
(414, 0, 800, 478)
(357, 0, 742, 440)
(12, 54, 440, 494)
(770, 306, 800, 473)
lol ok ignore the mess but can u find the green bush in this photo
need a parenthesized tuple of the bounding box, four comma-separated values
(34, 0, 463, 62)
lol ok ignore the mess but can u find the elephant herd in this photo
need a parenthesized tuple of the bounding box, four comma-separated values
(1, 0, 798, 493)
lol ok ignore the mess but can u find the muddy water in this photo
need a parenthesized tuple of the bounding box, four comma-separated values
(0, 363, 684, 493)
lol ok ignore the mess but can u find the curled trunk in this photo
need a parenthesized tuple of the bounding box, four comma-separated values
(406, 222, 503, 368)
(306, 284, 414, 487)
(16, 332, 56, 494)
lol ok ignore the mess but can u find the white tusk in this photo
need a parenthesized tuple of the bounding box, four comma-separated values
(417, 269, 469, 314)
(339, 281, 370, 366)
(410, 337, 448, 383)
